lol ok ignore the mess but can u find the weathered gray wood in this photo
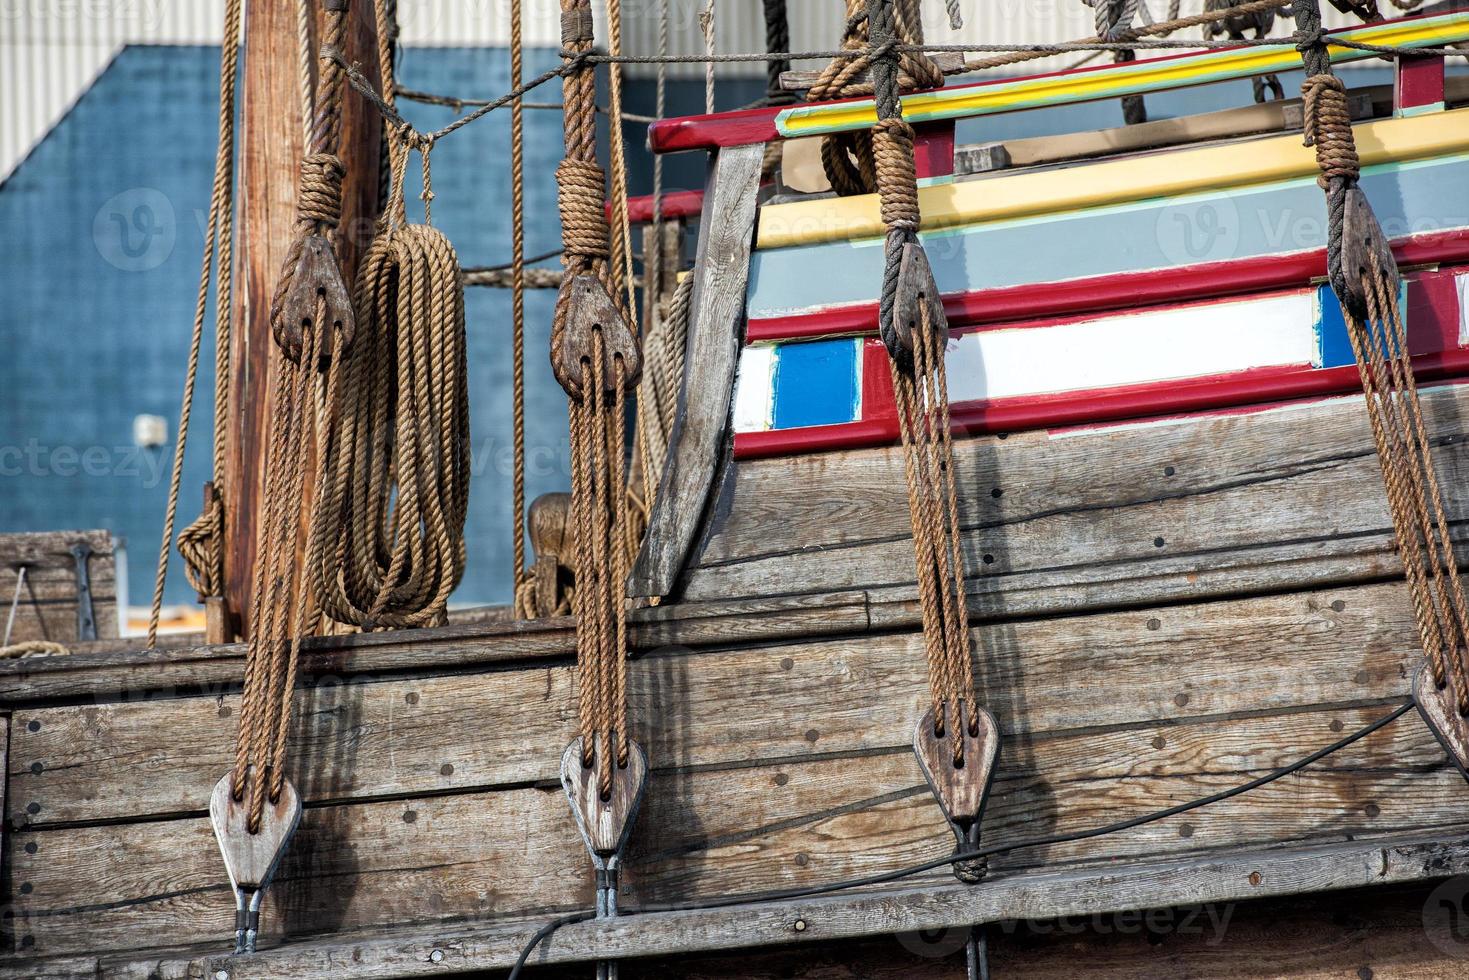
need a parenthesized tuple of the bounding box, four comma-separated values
(630, 142, 765, 600)
(0, 530, 117, 644)
(8, 694, 1461, 957)
(683, 384, 1469, 617)
(0, 590, 870, 707)
(9, 830, 1465, 978)
(6, 580, 1426, 826)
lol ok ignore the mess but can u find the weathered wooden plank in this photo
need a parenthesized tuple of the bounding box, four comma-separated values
(0, 590, 870, 707)
(624, 882, 1467, 980)
(683, 384, 1469, 613)
(6, 580, 1423, 826)
(10, 831, 1466, 978)
(0, 531, 117, 643)
(630, 142, 765, 599)
(8, 693, 1460, 958)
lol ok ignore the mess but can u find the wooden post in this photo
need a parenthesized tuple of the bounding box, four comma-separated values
(224, 0, 382, 639)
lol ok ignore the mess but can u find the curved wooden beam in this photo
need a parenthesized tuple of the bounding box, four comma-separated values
(629, 143, 765, 600)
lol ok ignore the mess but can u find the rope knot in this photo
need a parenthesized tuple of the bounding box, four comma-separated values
(297, 152, 346, 228)
(1301, 74, 1359, 189)
(556, 159, 611, 264)
(873, 118, 920, 233)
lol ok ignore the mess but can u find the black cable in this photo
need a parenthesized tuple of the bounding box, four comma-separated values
(464, 247, 565, 274)
(507, 700, 1413, 978)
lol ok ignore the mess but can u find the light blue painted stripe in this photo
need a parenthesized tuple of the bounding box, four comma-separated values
(747, 153, 1469, 321)
(771, 338, 862, 429)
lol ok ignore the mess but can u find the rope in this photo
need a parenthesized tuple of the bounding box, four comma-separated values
(0, 641, 69, 659)
(149, 0, 243, 647)
(307, 133, 471, 631)
(231, 0, 358, 834)
(1294, 0, 1469, 717)
(867, 0, 976, 761)
(553, 0, 643, 799)
(511, 0, 528, 593)
(1086, 0, 1147, 123)
(809, 0, 942, 197)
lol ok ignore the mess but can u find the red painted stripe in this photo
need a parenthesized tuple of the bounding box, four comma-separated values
(606, 189, 705, 224)
(650, 12, 1445, 154)
(914, 123, 956, 180)
(1396, 54, 1446, 111)
(744, 227, 1469, 343)
(733, 269, 1469, 459)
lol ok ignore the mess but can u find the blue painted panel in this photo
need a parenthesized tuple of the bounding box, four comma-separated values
(1315, 281, 1411, 369)
(772, 339, 861, 429)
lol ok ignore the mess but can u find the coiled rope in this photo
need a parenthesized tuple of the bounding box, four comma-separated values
(305, 0, 470, 632)
(1294, 0, 1469, 716)
(808, 0, 942, 197)
(307, 134, 471, 630)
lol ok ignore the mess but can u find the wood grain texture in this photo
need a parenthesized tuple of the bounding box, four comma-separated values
(6, 693, 1463, 955)
(0, 531, 116, 643)
(9, 831, 1468, 977)
(684, 383, 1469, 617)
(4, 580, 1426, 827)
(225, 0, 381, 638)
(630, 143, 765, 599)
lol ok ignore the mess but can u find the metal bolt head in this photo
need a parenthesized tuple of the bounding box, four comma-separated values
(430, 949, 445, 963)
(793, 918, 807, 932)
(215, 970, 230, 980)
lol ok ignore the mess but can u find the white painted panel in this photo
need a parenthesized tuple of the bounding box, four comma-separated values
(943, 291, 1318, 404)
(1458, 272, 1469, 346)
(732, 344, 777, 433)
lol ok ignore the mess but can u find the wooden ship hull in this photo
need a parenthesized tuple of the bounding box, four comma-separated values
(8, 7, 1469, 979)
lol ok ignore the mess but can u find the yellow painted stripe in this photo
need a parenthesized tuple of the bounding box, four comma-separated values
(756, 107, 1469, 251)
(776, 13, 1469, 137)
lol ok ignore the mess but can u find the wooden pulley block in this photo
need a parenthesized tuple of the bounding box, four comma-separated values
(210, 771, 302, 891)
(271, 234, 355, 362)
(913, 701, 1001, 839)
(560, 736, 648, 859)
(886, 241, 949, 374)
(529, 492, 575, 617)
(1336, 186, 1400, 324)
(554, 274, 642, 401)
(1413, 662, 1469, 785)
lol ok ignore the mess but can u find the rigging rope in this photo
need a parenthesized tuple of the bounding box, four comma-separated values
(866, 0, 976, 745)
(230, 0, 358, 832)
(809, 0, 942, 197)
(1293, 0, 1469, 717)
(305, 0, 469, 631)
(148, 0, 243, 647)
(511, 0, 528, 593)
(553, 0, 643, 798)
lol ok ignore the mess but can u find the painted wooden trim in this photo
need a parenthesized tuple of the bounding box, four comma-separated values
(745, 228, 1469, 344)
(734, 269, 1469, 459)
(1396, 54, 1446, 116)
(756, 109, 1469, 250)
(608, 188, 705, 224)
(53, 830, 1468, 977)
(775, 12, 1469, 139)
(629, 143, 765, 600)
(648, 13, 1469, 153)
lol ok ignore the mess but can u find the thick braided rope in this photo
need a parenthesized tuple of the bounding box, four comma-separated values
(808, 0, 941, 197)
(232, 0, 360, 831)
(869, 0, 975, 759)
(555, 0, 640, 799)
(510, 0, 528, 590)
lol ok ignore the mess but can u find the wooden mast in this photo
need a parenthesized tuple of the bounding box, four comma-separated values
(224, 0, 383, 639)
